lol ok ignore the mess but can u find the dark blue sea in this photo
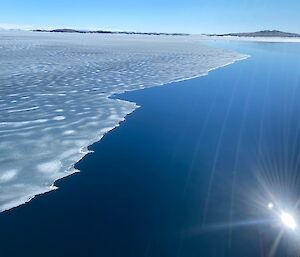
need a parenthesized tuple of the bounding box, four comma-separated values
(1, 42, 300, 257)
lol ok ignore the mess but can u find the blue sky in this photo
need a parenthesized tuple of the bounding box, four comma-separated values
(0, 0, 299, 34)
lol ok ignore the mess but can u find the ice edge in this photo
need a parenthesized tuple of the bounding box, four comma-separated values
(1, 54, 250, 213)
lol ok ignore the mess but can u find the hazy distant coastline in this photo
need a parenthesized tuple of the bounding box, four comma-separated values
(33, 28, 190, 36)
(208, 30, 300, 38)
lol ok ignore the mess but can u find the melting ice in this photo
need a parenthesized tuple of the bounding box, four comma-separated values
(0, 31, 247, 212)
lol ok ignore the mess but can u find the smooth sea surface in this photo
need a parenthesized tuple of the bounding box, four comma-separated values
(1, 41, 300, 257)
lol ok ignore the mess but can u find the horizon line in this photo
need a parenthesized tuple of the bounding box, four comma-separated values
(0, 23, 297, 36)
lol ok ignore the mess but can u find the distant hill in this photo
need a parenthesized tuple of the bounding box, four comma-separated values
(33, 28, 190, 36)
(211, 30, 300, 38)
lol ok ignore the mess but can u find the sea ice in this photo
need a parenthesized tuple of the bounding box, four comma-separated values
(0, 31, 247, 212)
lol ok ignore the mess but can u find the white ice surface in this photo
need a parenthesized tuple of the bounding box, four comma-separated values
(0, 31, 247, 212)
(198, 35, 300, 43)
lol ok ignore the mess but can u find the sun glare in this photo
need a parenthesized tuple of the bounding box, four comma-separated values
(280, 212, 297, 231)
